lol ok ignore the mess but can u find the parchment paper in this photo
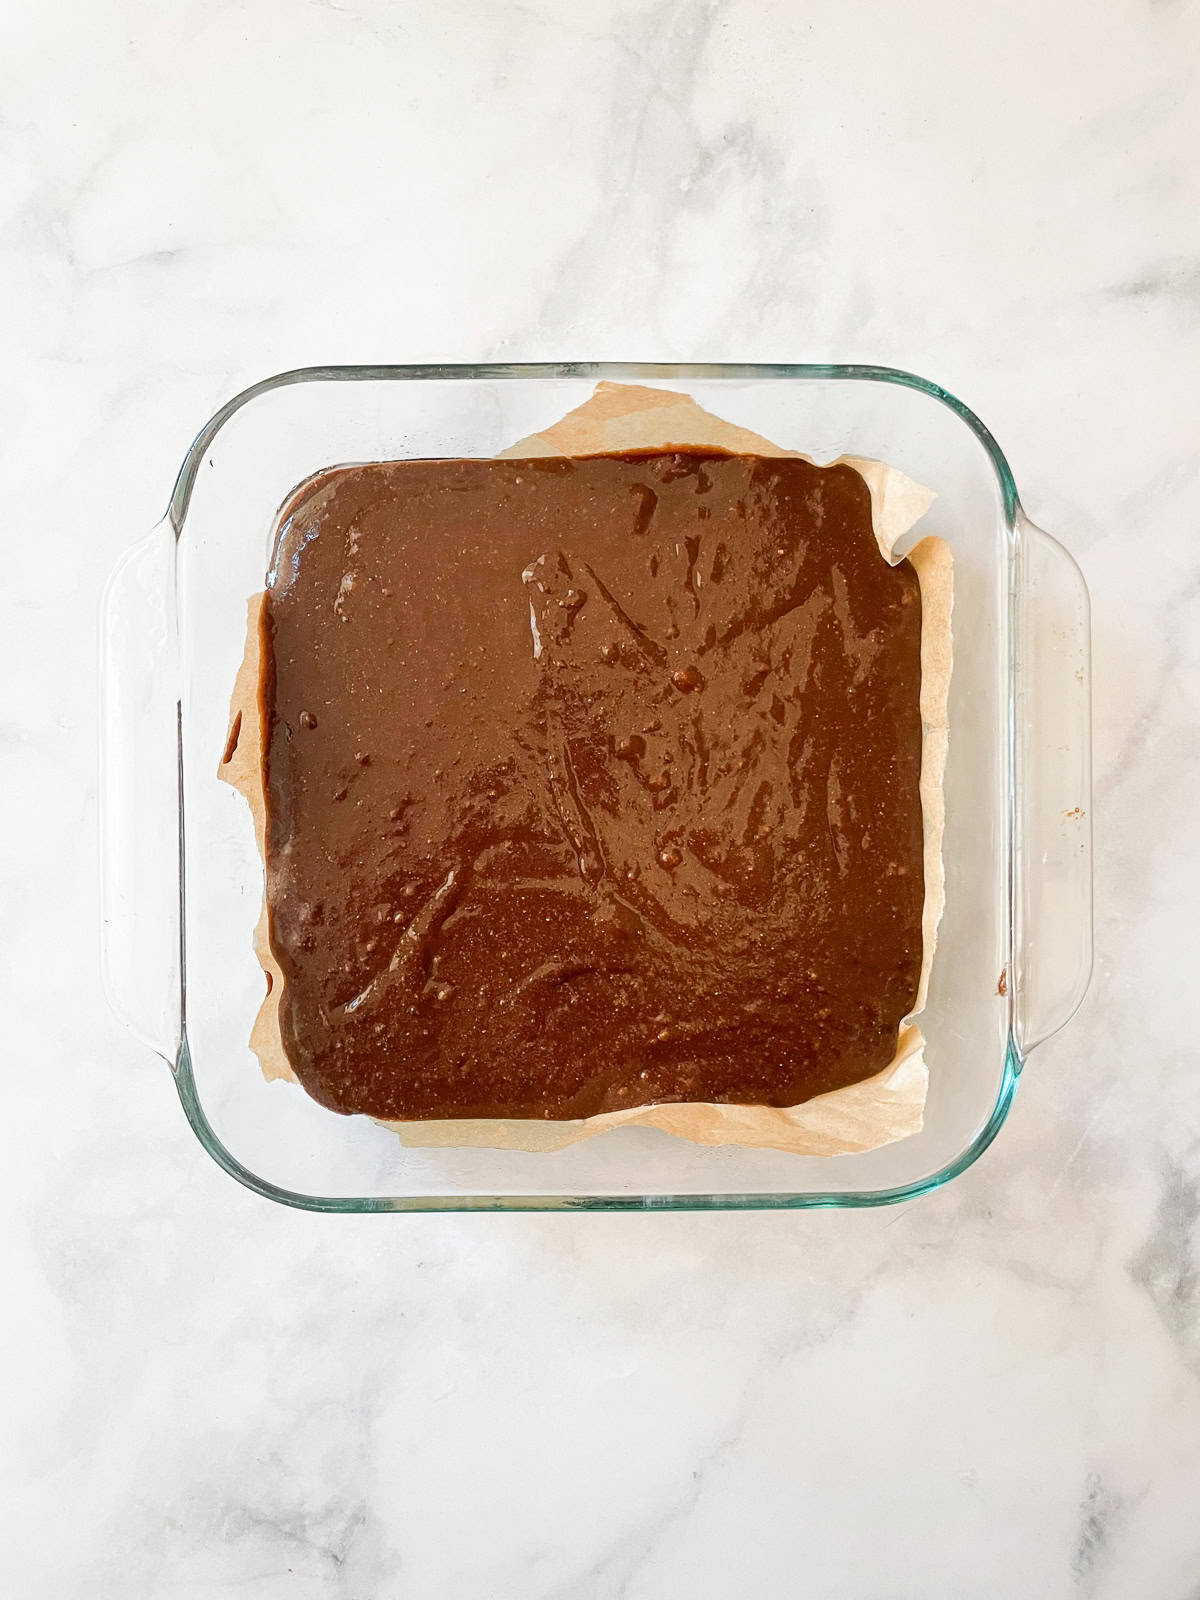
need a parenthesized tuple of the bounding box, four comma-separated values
(220, 382, 952, 1157)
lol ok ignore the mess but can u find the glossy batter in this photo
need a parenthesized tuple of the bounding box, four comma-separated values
(260, 452, 925, 1120)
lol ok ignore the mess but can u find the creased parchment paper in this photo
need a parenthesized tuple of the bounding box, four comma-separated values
(220, 382, 952, 1157)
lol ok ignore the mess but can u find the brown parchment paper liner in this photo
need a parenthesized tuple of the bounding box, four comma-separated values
(220, 383, 952, 1157)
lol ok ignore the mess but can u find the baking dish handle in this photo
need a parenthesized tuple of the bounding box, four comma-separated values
(99, 519, 182, 1063)
(1013, 514, 1093, 1055)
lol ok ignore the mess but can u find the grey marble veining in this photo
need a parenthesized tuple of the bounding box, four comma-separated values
(2, 0, 1200, 1595)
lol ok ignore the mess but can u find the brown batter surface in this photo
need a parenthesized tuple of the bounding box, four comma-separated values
(260, 451, 925, 1121)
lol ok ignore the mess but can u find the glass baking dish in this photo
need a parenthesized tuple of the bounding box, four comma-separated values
(100, 364, 1092, 1212)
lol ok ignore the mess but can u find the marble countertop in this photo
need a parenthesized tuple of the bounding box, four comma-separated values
(3, 0, 1199, 1594)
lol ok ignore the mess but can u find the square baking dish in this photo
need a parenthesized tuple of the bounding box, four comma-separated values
(101, 364, 1092, 1211)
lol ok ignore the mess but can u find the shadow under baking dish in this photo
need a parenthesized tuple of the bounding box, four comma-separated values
(101, 363, 1092, 1212)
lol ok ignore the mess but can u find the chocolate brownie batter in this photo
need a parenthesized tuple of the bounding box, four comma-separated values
(260, 452, 925, 1121)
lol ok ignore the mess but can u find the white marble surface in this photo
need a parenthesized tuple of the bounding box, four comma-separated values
(3, 0, 1200, 1594)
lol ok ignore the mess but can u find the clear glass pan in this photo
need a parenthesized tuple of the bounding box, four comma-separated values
(100, 364, 1092, 1211)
